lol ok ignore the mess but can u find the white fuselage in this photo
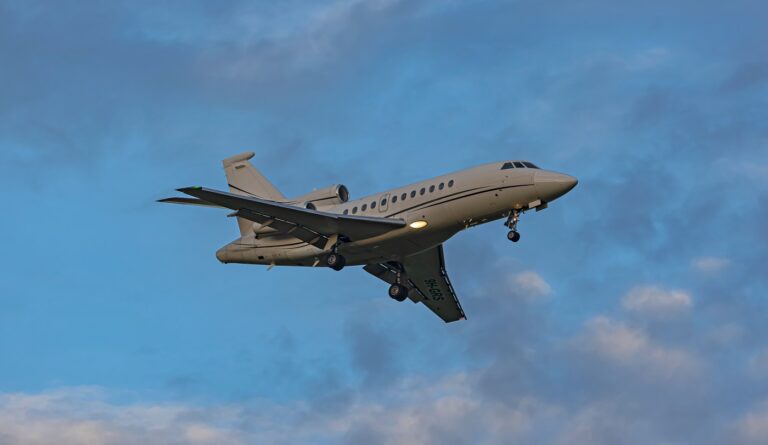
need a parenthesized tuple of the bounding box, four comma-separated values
(216, 162, 575, 266)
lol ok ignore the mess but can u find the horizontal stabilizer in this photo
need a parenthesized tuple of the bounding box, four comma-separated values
(177, 186, 405, 242)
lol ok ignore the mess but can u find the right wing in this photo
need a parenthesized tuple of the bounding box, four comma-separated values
(364, 244, 466, 323)
(164, 187, 405, 247)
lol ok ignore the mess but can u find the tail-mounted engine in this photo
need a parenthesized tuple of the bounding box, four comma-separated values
(291, 184, 349, 208)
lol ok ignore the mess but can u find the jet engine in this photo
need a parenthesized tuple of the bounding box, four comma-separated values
(291, 184, 349, 208)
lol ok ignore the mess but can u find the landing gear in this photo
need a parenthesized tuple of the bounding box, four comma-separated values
(326, 252, 346, 271)
(505, 209, 522, 242)
(387, 263, 409, 302)
(388, 283, 408, 302)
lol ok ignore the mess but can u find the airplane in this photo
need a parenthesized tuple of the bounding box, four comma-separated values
(159, 152, 577, 323)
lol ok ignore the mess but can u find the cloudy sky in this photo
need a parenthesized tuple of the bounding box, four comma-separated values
(1, 0, 767, 443)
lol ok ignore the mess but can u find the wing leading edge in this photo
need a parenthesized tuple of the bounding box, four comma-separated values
(170, 187, 405, 247)
(364, 245, 466, 323)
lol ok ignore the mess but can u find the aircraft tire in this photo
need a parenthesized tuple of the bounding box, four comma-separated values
(507, 230, 521, 242)
(326, 253, 346, 271)
(388, 284, 408, 302)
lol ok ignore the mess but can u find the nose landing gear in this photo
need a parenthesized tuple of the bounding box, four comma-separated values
(505, 209, 522, 242)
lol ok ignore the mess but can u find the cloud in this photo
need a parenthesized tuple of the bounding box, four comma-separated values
(507, 271, 552, 300)
(747, 349, 768, 379)
(0, 388, 244, 445)
(622, 286, 692, 317)
(692, 256, 731, 273)
(0, 382, 553, 445)
(576, 316, 700, 380)
(345, 320, 400, 388)
(736, 401, 768, 445)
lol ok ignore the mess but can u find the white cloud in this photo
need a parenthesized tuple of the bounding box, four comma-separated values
(622, 286, 692, 317)
(0, 381, 563, 445)
(736, 401, 768, 445)
(209, 0, 416, 80)
(0, 388, 245, 445)
(507, 271, 552, 300)
(692, 256, 731, 273)
(577, 316, 700, 380)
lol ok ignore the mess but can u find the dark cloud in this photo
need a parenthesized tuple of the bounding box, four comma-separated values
(721, 61, 768, 93)
(345, 320, 400, 388)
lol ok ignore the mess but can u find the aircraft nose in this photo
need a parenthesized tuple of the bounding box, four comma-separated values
(534, 171, 578, 202)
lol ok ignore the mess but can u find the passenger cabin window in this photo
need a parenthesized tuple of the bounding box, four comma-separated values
(439, 182, 444, 190)
(429, 185, 435, 193)
(352, 206, 358, 214)
(448, 180, 454, 187)
(371, 201, 376, 209)
(343, 209, 349, 215)
(410, 190, 416, 198)
(392, 195, 397, 203)
(401, 193, 407, 201)
(522, 161, 539, 169)
(513, 161, 525, 168)
(361, 204, 367, 211)
(381, 198, 387, 206)
(420, 187, 426, 195)
(501, 162, 515, 170)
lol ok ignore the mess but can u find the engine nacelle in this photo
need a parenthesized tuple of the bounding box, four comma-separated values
(291, 184, 349, 208)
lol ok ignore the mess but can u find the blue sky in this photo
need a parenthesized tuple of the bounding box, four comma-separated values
(1, 0, 767, 443)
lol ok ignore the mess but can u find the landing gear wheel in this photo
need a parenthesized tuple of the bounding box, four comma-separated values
(505, 209, 522, 242)
(388, 283, 409, 302)
(326, 253, 346, 271)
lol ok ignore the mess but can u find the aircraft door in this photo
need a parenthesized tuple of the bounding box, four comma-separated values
(379, 193, 390, 213)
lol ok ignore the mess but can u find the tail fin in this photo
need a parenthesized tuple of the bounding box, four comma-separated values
(222, 152, 286, 236)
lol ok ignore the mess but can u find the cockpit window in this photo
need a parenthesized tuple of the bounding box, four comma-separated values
(513, 161, 525, 168)
(501, 162, 515, 170)
(522, 161, 539, 169)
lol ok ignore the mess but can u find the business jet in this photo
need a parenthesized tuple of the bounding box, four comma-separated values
(160, 152, 577, 322)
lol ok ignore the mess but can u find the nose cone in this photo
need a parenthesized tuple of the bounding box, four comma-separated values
(534, 171, 578, 202)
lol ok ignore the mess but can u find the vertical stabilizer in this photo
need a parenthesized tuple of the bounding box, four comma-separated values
(222, 152, 286, 235)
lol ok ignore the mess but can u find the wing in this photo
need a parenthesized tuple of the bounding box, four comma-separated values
(171, 187, 405, 248)
(157, 197, 224, 208)
(364, 245, 466, 323)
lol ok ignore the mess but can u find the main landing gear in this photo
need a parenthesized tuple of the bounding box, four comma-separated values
(388, 263, 409, 302)
(505, 209, 522, 242)
(388, 283, 408, 302)
(326, 252, 346, 271)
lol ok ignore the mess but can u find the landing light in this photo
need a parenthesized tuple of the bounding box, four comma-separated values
(409, 220, 428, 229)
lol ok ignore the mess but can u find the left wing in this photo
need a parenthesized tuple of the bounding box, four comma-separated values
(157, 197, 224, 208)
(168, 187, 405, 247)
(364, 245, 466, 323)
